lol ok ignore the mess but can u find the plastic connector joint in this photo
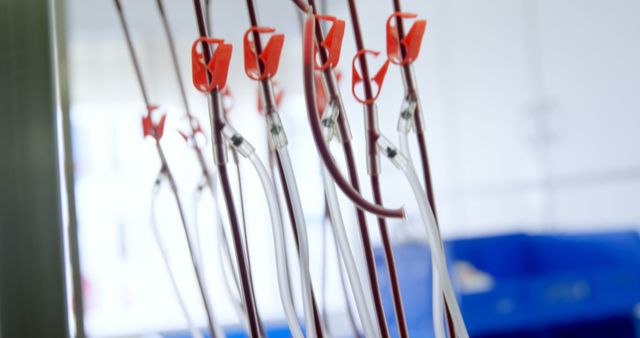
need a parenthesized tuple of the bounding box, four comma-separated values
(320, 100, 340, 142)
(221, 125, 255, 158)
(397, 97, 417, 133)
(266, 112, 288, 150)
(365, 104, 381, 176)
(377, 135, 410, 170)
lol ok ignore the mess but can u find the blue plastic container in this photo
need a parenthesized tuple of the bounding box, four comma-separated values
(376, 231, 640, 338)
(164, 231, 640, 338)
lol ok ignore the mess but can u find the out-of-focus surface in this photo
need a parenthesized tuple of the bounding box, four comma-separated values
(62, 0, 640, 336)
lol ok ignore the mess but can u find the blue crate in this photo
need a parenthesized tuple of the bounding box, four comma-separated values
(375, 231, 640, 338)
(163, 323, 292, 338)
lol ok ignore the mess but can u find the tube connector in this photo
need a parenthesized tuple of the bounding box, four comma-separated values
(365, 104, 381, 176)
(397, 96, 417, 134)
(208, 95, 228, 165)
(336, 102, 353, 143)
(266, 112, 288, 150)
(377, 135, 410, 170)
(320, 100, 340, 141)
(222, 125, 255, 158)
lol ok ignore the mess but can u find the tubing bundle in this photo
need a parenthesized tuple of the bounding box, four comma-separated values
(109, 0, 469, 337)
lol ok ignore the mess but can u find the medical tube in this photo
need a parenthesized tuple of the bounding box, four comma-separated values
(397, 121, 446, 338)
(301, 13, 404, 220)
(377, 137, 469, 338)
(319, 130, 379, 338)
(277, 148, 321, 338)
(150, 182, 205, 338)
(242, 0, 324, 334)
(221, 125, 304, 338)
(191, 1, 264, 335)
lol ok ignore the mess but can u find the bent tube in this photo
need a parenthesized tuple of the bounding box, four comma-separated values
(302, 14, 404, 219)
(397, 133, 445, 338)
(299, 5, 393, 336)
(222, 127, 303, 338)
(378, 138, 469, 337)
(320, 153, 379, 337)
(246, 151, 304, 338)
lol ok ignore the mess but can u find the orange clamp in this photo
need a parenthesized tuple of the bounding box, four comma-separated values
(244, 27, 285, 81)
(386, 12, 427, 65)
(191, 38, 233, 93)
(142, 105, 167, 140)
(351, 50, 390, 105)
(314, 15, 346, 71)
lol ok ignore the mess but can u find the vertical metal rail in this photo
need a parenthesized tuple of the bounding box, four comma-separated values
(52, 0, 86, 336)
(0, 0, 69, 337)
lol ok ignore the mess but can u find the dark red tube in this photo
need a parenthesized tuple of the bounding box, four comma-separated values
(301, 4, 394, 337)
(191, 1, 262, 337)
(344, 0, 410, 336)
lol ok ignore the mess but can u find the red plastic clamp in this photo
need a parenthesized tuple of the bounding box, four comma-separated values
(314, 15, 346, 71)
(244, 27, 285, 80)
(142, 105, 167, 140)
(191, 38, 233, 93)
(386, 12, 427, 65)
(351, 50, 390, 104)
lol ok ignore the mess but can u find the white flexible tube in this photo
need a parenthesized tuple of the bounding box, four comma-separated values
(396, 157, 469, 338)
(397, 132, 447, 338)
(277, 149, 320, 338)
(378, 137, 469, 338)
(192, 187, 250, 333)
(398, 131, 414, 167)
(432, 262, 447, 338)
(247, 152, 305, 338)
(151, 184, 205, 338)
(321, 163, 380, 338)
(320, 126, 381, 338)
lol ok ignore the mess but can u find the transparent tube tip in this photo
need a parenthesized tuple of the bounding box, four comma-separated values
(320, 100, 340, 142)
(266, 112, 288, 150)
(397, 97, 417, 133)
(377, 135, 409, 170)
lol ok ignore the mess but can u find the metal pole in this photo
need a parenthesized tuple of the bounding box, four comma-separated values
(0, 0, 70, 337)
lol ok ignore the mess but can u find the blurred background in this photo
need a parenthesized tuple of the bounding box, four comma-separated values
(2, 0, 640, 337)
